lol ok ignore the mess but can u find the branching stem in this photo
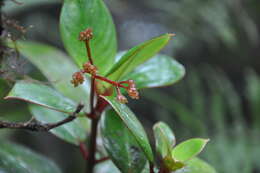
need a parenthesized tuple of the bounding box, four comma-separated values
(0, 104, 84, 131)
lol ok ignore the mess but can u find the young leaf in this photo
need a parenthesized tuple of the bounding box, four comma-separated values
(101, 109, 147, 173)
(60, 0, 117, 75)
(102, 96, 154, 162)
(5, 80, 77, 113)
(122, 54, 185, 89)
(0, 141, 61, 173)
(153, 122, 176, 158)
(175, 158, 217, 173)
(29, 104, 89, 145)
(172, 138, 209, 162)
(105, 34, 173, 81)
(8, 41, 90, 106)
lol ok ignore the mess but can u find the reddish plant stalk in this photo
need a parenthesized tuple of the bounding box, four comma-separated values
(150, 162, 155, 173)
(82, 29, 110, 173)
(94, 75, 128, 89)
(85, 40, 93, 65)
(95, 157, 109, 164)
(79, 142, 89, 160)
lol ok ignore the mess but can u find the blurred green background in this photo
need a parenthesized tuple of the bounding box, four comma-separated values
(1, 0, 260, 172)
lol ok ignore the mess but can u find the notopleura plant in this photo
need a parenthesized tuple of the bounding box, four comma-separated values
(0, 0, 216, 173)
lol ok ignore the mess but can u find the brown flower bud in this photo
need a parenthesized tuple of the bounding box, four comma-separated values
(78, 28, 93, 41)
(82, 62, 97, 75)
(128, 80, 136, 88)
(71, 71, 84, 87)
(127, 87, 139, 99)
(117, 94, 128, 104)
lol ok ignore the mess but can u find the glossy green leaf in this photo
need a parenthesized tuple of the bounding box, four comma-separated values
(8, 41, 90, 106)
(101, 109, 147, 173)
(0, 141, 61, 173)
(102, 96, 154, 162)
(5, 80, 77, 113)
(153, 122, 176, 158)
(29, 104, 89, 145)
(122, 54, 185, 89)
(60, 0, 117, 75)
(105, 34, 173, 81)
(175, 158, 217, 173)
(172, 138, 209, 162)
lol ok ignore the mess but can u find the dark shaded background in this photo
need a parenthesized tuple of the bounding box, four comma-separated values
(1, 0, 260, 173)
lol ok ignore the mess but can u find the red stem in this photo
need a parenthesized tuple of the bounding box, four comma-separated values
(94, 75, 128, 89)
(90, 77, 95, 114)
(150, 162, 155, 173)
(86, 97, 109, 173)
(95, 157, 109, 164)
(85, 40, 93, 65)
(79, 142, 89, 160)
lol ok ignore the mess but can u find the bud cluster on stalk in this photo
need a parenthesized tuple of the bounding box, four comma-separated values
(71, 28, 139, 104)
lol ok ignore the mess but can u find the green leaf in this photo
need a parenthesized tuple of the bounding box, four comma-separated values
(122, 54, 185, 89)
(60, 0, 117, 75)
(8, 41, 90, 106)
(101, 109, 147, 173)
(172, 138, 209, 162)
(0, 141, 61, 173)
(102, 96, 154, 162)
(5, 80, 77, 113)
(105, 34, 173, 81)
(176, 158, 217, 173)
(29, 104, 89, 145)
(153, 122, 176, 158)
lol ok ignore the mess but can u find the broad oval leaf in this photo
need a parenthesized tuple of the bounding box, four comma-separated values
(105, 34, 173, 81)
(5, 80, 77, 113)
(153, 122, 176, 158)
(8, 41, 90, 107)
(60, 0, 117, 75)
(29, 104, 89, 145)
(172, 138, 209, 162)
(101, 109, 147, 173)
(122, 54, 185, 89)
(175, 158, 217, 173)
(0, 141, 61, 173)
(102, 96, 154, 162)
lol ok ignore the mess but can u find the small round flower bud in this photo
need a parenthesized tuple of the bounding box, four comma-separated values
(127, 88, 139, 99)
(82, 62, 97, 75)
(128, 80, 136, 88)
(117, 94, 128, 104)
(78, 28, 93, 41)
(71, 71, 84, 87)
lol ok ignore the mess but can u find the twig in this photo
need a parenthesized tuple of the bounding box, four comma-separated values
(0, 104, 84, 131)
(150, 162, 155, 173)
(79, 142, 89, 160)
(87, 116, 99, 172)
(95, 157, 109, 164)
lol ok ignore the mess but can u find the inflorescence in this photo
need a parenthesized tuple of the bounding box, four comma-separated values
(71, 28, 139, 104)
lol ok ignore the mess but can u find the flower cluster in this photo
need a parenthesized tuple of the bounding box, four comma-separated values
(71, 28, 139, 104)
(78, 28, 93, 41)
(116, 80, 139, 103)
(71, 62, 97, 87)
